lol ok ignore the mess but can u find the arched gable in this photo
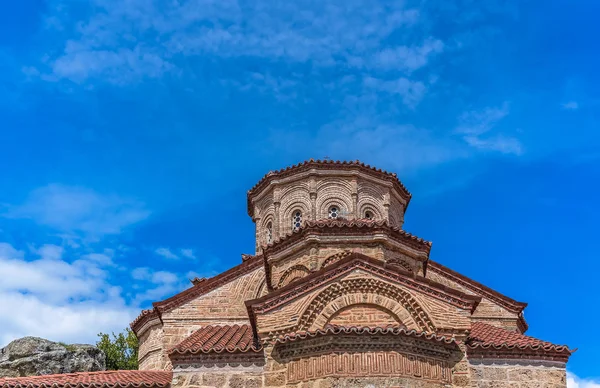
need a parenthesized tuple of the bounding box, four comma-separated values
(299, 277, 436, 332)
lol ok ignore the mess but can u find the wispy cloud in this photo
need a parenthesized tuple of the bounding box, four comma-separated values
(155, 247, 179, 260)
(130, 266, 186, 304)
(3, 184, 150, 240)
(568, 372, 600, 388)
(455, 103, 523, 155)
(34, 0, 435, 86)
(371, 39, 444, 72)
(180, 249, 196, 260)
(562, 101, 579, 111)
(362, 76, 427, 108)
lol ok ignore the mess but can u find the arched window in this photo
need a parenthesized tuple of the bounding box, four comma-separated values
(328, 206, 339, 219)
(292, 211, 302, 231)
(265, 222, 273, 244)
(365, 210, 373, 220)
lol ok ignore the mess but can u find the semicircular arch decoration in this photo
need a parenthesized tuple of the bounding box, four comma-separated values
(298, 278, 436, 333)
(387, 258, 413, 272)
(323, 300, 409, 329)
(320, 250, 352, 269)
(277, 264, 311, 288)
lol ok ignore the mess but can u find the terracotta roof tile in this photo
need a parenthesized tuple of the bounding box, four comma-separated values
(169, 325, 262, 355)
(263, 219, 431, 256)
(467, 322, 573, 361)
(272, 325, 457, 346)
(0, 371, 172, 388)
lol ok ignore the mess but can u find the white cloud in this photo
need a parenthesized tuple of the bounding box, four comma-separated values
(455, 103, 522, 155)
(34, 244, 64, 261)
(130, 266, 184, 304)
(362, 76, 427, 108)
(180, 248, 196, 260)
(456, 103, 510, 136)
(562, 101, 579, 110)
(37, 0, 433, 84)
(155, 247, 179, 260)
(372, 39, 444, 72)
(463, 134, 523, 155)
(568, 372, 600, 388)
(3, 184, 150, 239)
(0, 242, 135, 347)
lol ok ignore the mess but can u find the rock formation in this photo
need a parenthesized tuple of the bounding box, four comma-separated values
(0, 337, 105, 378)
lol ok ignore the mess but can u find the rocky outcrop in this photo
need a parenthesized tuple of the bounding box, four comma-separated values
(0, 337, 105, 378)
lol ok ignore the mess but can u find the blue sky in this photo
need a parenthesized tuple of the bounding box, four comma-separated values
(0, 0, 598, 384)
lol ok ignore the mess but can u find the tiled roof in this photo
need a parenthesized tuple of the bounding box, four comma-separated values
(169, 324, 262, 355)
(272, 325, 457, 346)
(467, 322, 573, 361)
(0, 371, 172, 388)
(263, 219, 431, 257)
(130, 309, 160, 332)
(247, 159, 412, 217)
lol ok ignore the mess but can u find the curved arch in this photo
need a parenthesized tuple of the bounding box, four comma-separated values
(321, 250, 352, 269)
(326, 302, 407, 328)
(255, 278, 268, 298)
(316, 182, 353, 219)
(387, 258, 413, 272)
(259, 213, 275, 246)
(281, 201, 311, 233)
(299, 278, 436, 332)
(277, 264, 311, 288)
(312, 293, 419, 331)
(357, 201, 383, 220)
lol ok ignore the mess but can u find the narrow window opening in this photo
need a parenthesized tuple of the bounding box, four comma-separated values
(265, 222, 273, 244)
(292, 211, 302, 231)
(328, 206, 339, 219)
(365, 211, 373, 220)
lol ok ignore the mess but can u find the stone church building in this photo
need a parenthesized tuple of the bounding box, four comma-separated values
(1, 161, 572, 388)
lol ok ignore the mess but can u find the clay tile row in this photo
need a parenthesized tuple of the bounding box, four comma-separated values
(271, 324, 457, 345)
(467, 322, 572, 354)
(169, 324, 262, 355)
(0, 371, 172, 388)
(263, 219, 432, 251)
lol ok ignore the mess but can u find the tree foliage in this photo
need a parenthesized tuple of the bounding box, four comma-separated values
(96, 328, 139, 370)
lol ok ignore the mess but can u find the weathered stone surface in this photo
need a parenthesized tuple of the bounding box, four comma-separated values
(0, 337, 105, 378)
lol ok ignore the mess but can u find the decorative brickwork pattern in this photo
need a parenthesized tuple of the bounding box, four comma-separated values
(326, 304, 402, 327)
(286, 352, 452, 384)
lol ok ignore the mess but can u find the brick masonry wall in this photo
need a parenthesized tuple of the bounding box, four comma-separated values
(468, 360, 567, 388)
(138, 323, 167, 370)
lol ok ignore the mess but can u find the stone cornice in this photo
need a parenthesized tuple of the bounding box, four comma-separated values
(247, 159, 412, 217)
(263, 219, 431, 258)
(272, 327, 459, 361)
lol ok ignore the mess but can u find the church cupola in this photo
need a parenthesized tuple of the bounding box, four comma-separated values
(247, 160, 411, 254)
